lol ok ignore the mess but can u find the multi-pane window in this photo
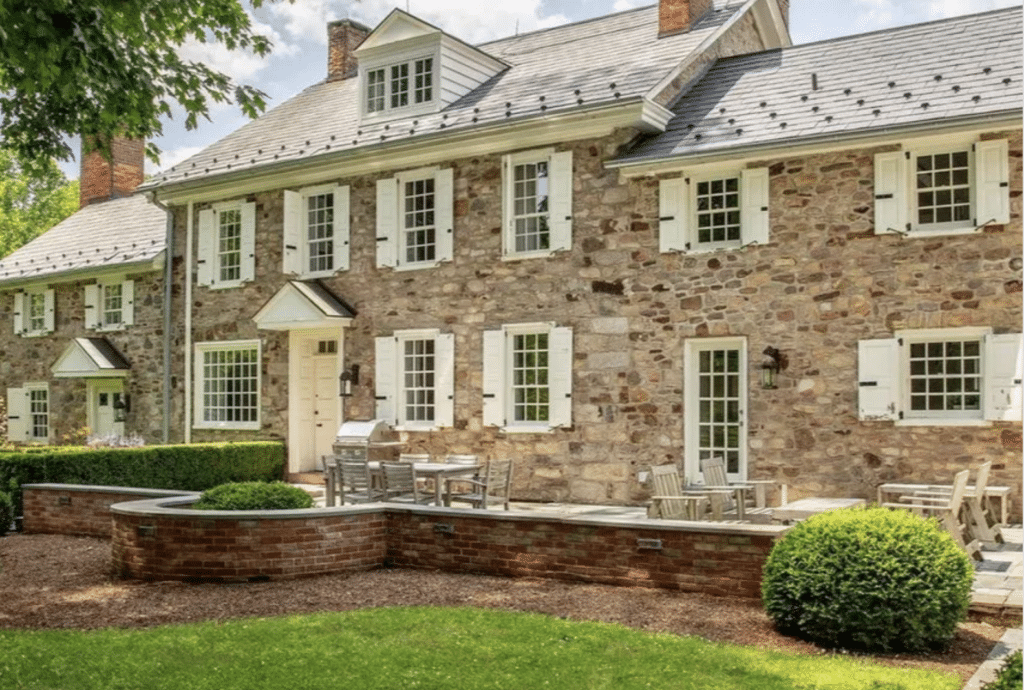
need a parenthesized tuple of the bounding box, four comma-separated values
(907, 339, 982, 417)
(413, 58, 433, 104)
(306, 192, 335, 274)
(365, 58, 434, 115)
(403, 177, 436, 264)
(916, 151, 970, 227)
(511, 332, 549, 423)
(366, 68, 386, 112)
(29, 387, 48, 441)
(197, 342, 260, 428)
(402, 338, 435, 423)
(696, 347, 742, 475)
(512, 160, 550, 253)
(218, 208, 242, 283)
(102, 283, 123, 327)
(695, 177, 741, 245)
(28, 292, 46, 333)
(390, 63, 409, 109)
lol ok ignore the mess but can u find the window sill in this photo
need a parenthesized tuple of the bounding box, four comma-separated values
(685, 242, 745, 254)
(95, 324, 127, 333)
(501, 249, 560, 262)
(395, 423, 440, 432)
(895, 418, 991, 427)
(19, 331, 50, 338)
(884, 224, 979, 238)
(193, 421, 262, 431)
(393, 261, 442, 272)
(500, 424, 554, 434)
(205, 280, 246, 291)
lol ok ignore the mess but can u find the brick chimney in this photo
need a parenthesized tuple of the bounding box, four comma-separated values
(79, 137, 145, 209)
(327, 19, 371, 82)
(659, 0, 713, 37)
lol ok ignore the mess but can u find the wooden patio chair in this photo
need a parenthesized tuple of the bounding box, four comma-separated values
(646, 464, 717, 520)
(910, 461, 1003, 545)
(380, 462, 432, 504)
(692, 456, 785, 523)
(883, 468, 981, 560)
(445, 457, 513, 510)
(337, 456, 384, 504)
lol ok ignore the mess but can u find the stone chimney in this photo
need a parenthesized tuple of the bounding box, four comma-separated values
(327, 19, 371, 82)
(79, 137, 145, 209)
(659, 0, 713, 37)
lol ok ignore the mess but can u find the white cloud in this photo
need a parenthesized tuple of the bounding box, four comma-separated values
(849, 0, 897, 31)
(611, 0, 648, 12)
(153, 145, 207, 174)
(922, 0, 1021, 20)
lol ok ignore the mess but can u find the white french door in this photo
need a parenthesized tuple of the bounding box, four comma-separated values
(684, 337, 747, 484)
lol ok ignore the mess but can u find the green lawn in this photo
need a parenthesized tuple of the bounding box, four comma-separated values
(0, 607, 958, 690)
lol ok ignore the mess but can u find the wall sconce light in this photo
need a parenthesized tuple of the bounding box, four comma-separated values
(339, 364, 360, 398)
(112, 393, 131, 422)
(761, 347, 783, 390)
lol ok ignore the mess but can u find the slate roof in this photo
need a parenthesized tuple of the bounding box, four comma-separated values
(615, 6, 1023, 167)
(0, 194, 166, 286)
(142, 1, 752, 191)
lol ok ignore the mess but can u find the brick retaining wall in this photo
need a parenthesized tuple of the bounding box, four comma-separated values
(22, 484, 195, 538)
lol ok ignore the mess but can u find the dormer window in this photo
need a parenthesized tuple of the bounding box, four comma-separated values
(365, 57, 434, 114)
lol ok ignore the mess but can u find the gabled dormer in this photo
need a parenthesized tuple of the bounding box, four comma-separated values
(354, 10, 508, 122)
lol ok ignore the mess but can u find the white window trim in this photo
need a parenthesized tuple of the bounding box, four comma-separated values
(193, 339, 262, 431)
(501, 148, 573, 261)
(283, 184, 350, 278)
(874, 134, 1010, 238)
(374, 328, 454, 431)
(360, 42, 440, 122)
(377, 167, 454, 271)
(13, 288, 55, 338)
(85, 277, 134, 332)
(197, 201, 256, 290)
(482, 322, 573, 433)
(659, 166, 770, 254)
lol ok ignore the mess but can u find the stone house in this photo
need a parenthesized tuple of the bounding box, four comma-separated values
(0, 139, 169, 444)
(4, 0, 1021, 518)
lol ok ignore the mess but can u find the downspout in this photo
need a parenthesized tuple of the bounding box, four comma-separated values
(184, 200, 194, 444)
(146, 192, 174, 444)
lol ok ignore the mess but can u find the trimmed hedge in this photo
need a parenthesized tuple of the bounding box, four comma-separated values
(193, 482, 313, 511)
(0, 442, 285, 515)
(984, 650, 1023, 690)
(762, 507, 973, 653)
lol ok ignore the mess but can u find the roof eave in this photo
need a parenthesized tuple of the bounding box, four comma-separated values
(0, 252, 166, 291)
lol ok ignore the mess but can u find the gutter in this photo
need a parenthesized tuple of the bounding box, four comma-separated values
(145, 192, 174, 445)
(0, 257, 164, 292)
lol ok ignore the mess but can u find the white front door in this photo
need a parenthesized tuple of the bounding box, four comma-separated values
(88, 379, 125, 438)
(289, 329, 343, 474)
(684, 337, 747, 485)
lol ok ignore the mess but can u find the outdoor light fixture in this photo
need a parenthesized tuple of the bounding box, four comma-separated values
(112, 394, 131, 422)
(339, 364, 360, 397)
(761, 347, 782, 390)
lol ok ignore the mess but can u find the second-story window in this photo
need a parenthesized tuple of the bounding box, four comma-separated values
(501, 149, 574, 259)
(28, 292, 46, 333)
(376, 168, 453, 270)
(283, 185, 350, 278)
(365, 57, 434, 116)
(85, 279, 135, 331)
(218, 208, 242, 283)
(13, 288, 54, 337)
(197, 201, 256, 288)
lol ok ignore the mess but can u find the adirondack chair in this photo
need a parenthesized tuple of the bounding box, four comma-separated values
(911, 461, 1003, 545)
(883, 468, 981, 560)
(336, 456, 384, 504)
(646, 464, 720, 520)
(445, 457, 513, 510)
(693, 456, 785, 523)
(381, 462, 432, 504)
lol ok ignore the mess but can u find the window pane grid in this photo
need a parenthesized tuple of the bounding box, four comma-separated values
(916, 151, 970, 226)
(403, 178, 436, 263)
(202, 347, 259, 423)
(402, 339, 435, 423)
(695, 178, 741, 244)
(696, 348, 741, 474)
(414, 58, 432, 103)
(512, 161, 550, 253)
(102, 283, 123, 326)
(218, 209, 242, 282)
(390, 63, 409, 109)
(29, 388, 48, 440)
(28, 293, 46, 332)
(306, 192, 334, 273)
(512, 333, 549, 422)
(367, 68, 385, 112)
(908, 339, 981, 415)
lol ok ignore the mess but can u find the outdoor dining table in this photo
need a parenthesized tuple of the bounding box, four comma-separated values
(877, 482, 1011, 525)
(367, 461, 483, 506)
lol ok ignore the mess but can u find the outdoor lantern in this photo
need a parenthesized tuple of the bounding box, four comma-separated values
(112, 394, 131, 422)
(339, 364, 360, 397)
(761, 347, 782, 390)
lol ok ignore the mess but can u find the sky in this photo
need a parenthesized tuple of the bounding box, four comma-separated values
(59, 0, 1022, 181)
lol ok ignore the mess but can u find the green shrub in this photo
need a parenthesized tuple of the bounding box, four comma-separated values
(984, 650, 1023, 690)
(0, 490, 13, 536)
(761, 506, 973, 653)
(192, 482, 314, 511)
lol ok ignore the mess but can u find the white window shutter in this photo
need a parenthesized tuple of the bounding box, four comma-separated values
(435, 168, 454, 263)
(197, 209, 215, 286)
(548, 326, 573, 429)
(985, 333, 1022, 422)
(482, 329, 505, 427)
(239, 201, 256, 283)
(741, 167, 770, 246)
(376, 178, 398, 268)
(282, 190, 303, 275)
(374, 336, 397, 425)
(434, 333, 455, 428)
(43, 289, 55, 333)
(6, 387, 28, 443)
(874, 151, 908, 235)
(334, 185, 350, 272)
(83, 285, 99, 330)
(121, 280, 135, 327)
(548, 151, 573, 252)
(12, 293, 23, 335)
(659, 177, 687, 253)
(857, 339, 900, 420)
(975, 139, 1010, 226)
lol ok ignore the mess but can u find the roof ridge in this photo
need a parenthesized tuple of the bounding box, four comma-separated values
(477, 3, 656, 49)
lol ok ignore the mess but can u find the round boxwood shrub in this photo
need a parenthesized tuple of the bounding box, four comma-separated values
(192, 481, 314, 511)
(0, 491, 13, 536)
(761, 506, 973, 653)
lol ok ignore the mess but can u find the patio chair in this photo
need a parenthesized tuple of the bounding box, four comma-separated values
(909, 461, 1003, 545)
(692, 456, 785, 523)
(381, 462, 432, 504)
(646, 464, 716, 520)
(337, 456, 384, 504)
(445, 457, 513, 510)
(882, 468, 981, 560)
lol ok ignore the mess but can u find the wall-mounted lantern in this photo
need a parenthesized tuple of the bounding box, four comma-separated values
(761, 347, 783, 390)
(339, 364, 360, 397)
(112, 393, 131, 422)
